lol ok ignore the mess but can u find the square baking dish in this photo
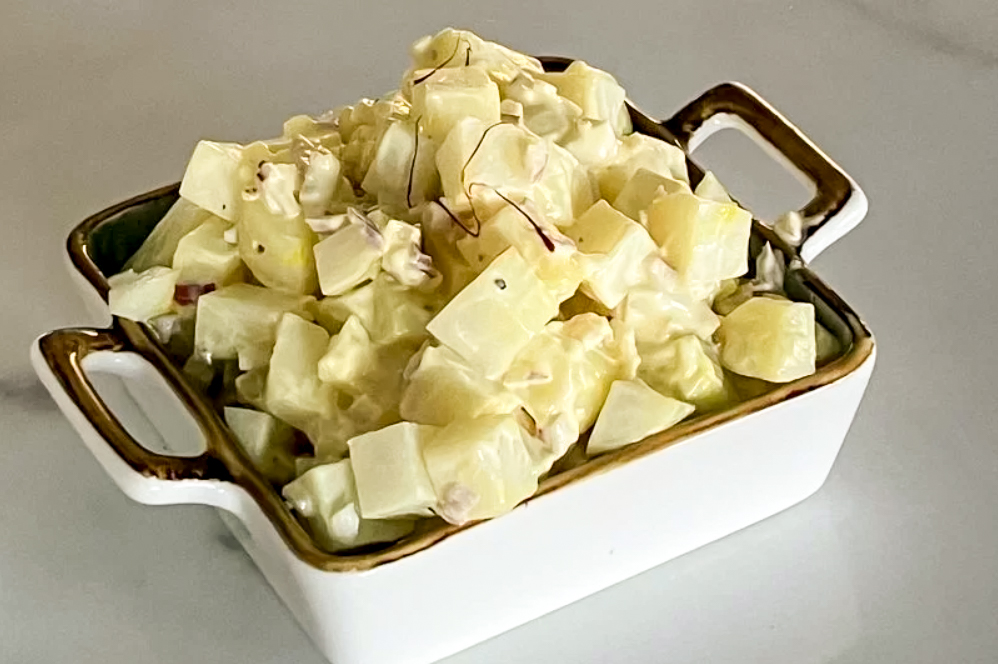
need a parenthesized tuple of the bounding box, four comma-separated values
(32, 59, 875, 664)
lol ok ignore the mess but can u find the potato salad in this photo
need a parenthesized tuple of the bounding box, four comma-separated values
(107, 28, 833, 552)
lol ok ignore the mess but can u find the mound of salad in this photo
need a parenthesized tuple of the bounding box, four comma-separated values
(107, 28, 838, 552)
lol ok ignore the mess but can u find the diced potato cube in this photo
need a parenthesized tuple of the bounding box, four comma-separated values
(533, 141, 597, 228)
(718, 297, 816, 382)
(503, 72, 582, 142)
(179, 140, 243, 221)
(638, 335, 731, 411)
(400, 345, 521, 426)
(317, 315, 377, 389)
(587, 380, 694, 455)
(408, 28, 544, 88)
(361, 119, 440, 211)
(194, 284, 313, 370)
(421, 201, 479, 300)
(125, 198, 213, 272)
(307, 281, 376, 335)
(456, 203, 584, 302)
(694, 171, 733, 204)
(612, 167, 691, 221)
(107, 266, 180, 323)
(645, 191, 753, 289)
(435, 118, 547, 215)
(540, 60, 631, 136)
(349, 340, 422, 420)
(348, 422, 438, 519)
(369, 275, 433, 345)
(411, 66, 500, 142)
(313, 220, 384, 296)
(426, 248, 558, 378)
(565, 200, 657, 309)
(282, 460, 414, 552)
(597, 133, 689, 201)
(559, 118, 618, 168)
(238, 163, 319, 295)
(223, 406, 296, 484)
(434, 117, 483, 204)
(172, 218, 243, 286)
(265, 313, 335, 431)
(503, 314, 626, 463)
(619, 257, 720, 344)
(422, 414, 539, 525)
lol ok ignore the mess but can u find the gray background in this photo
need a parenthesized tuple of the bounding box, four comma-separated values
(2, 1, 997, 662)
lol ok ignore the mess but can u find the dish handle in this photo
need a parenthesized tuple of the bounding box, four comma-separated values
(31, 325, 242, 510)
(662, 82, 868, 262)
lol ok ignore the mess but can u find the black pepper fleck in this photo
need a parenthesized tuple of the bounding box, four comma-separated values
(495, 278, 507, 290)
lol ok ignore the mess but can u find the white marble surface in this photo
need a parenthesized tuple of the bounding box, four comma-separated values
(2, 1, 998, 662)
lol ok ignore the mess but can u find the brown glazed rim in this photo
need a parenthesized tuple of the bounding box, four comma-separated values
(39, 74, 874, 573)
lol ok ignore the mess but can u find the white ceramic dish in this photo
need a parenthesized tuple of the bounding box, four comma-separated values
(32, 75, 875, 664)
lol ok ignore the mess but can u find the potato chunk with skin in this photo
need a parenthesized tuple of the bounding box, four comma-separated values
(282, 460, 414, 552)
(587, 380, 694, 455)
(400, 345, 521, 426)
(645, 191, 753, 291)
(718, 297, 816, 382)
(422, 414, 540, 525)
(411, 66, 500, 142)
(107, 266, 180, 323)
(348, 422, 438, 520)
(426, 248, 559, 378)
(565, 200, 657, 309)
